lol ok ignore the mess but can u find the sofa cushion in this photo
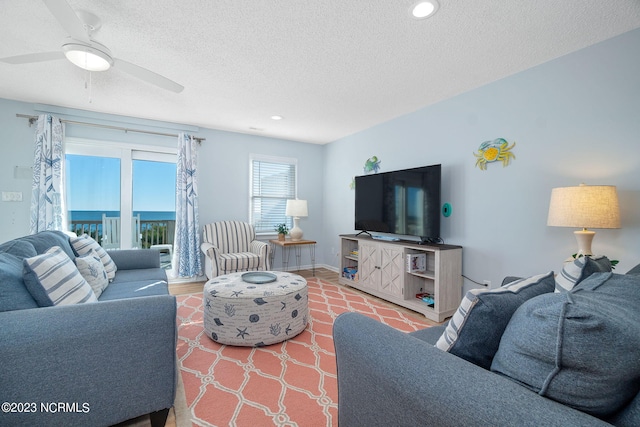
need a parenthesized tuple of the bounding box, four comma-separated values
(75, 249, 109, 298)
(98, 279, 169, 301)
(555, 255, 611, 292)
(18, 230, 76, 259)
(0, 239, 38, 258)
(70, 234, 117, 281)
(23, 246, 98, 306)
(110, 268, 168, 284)
(491, 272, 640, 418)
(434, 271, 555, 369)
(0, 252, 39, 312)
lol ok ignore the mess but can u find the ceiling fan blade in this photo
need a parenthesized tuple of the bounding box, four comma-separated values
(42, 0, 90, 43)
(0, 51, 65, 64)
(114, 59, 184, 93)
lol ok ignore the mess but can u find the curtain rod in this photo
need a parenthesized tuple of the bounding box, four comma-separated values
(16, 113, 205, 143)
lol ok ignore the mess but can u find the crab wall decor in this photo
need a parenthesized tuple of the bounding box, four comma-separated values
(363, 155, 381, 174)
(351, 155, 382, 189)
(474, 138, 516, 170)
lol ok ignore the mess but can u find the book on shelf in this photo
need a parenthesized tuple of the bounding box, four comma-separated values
(406, 253, 426, 273)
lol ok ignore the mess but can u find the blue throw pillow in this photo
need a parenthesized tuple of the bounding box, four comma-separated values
(491, 272, 640, 418)
(435, 271, 555, 369)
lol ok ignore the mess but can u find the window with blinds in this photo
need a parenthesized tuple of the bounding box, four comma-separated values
(250, 155, 297, 234)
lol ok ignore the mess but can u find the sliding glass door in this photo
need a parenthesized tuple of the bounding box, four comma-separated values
(66, 155, 121, 245)
(65, 139, 176, 268)
(132, 157, 176, 268)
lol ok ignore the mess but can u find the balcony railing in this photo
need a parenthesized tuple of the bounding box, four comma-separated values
(68, 219, 175, 249)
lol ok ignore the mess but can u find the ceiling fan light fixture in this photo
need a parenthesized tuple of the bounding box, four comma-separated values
(62, 42, 113, 71)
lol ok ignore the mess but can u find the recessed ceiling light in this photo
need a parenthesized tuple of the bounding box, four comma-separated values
(411, 1, 439, 19)
(271, 115, 283, 120)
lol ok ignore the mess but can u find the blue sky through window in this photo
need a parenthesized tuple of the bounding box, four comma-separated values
(66, 155, 176, 212)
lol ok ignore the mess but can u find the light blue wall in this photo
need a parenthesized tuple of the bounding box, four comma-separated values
(322, 28, 640, 291)
(2, 28, 639, 287)
(0, 100, 324, 269)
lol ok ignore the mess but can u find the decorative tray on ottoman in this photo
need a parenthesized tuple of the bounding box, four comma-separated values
(241, 272, 277, 284)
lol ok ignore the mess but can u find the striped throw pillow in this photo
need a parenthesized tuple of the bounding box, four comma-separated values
(555, 255, 611, 293)
(434, 272, 555, 369)
(70, 234, 117, 281)
(23, 246, 98, 306)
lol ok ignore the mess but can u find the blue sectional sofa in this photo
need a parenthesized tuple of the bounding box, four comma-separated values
(334, 265, 640, 427)
(0, 231, 177, 427)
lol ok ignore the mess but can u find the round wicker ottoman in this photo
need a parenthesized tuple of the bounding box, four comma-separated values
(203, 271, 308, 346)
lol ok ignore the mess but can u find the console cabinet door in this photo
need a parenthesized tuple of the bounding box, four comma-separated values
(358, 242, 380, 291)
(379, 244, 404, 297)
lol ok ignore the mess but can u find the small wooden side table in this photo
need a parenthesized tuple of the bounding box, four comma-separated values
(269, 239, 316, 276)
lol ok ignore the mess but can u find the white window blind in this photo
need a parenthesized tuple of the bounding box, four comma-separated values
(250, 155, 297, 233)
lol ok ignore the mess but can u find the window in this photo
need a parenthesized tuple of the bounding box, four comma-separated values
(65, 137, 177, 268)
(250, 155, 297, 234)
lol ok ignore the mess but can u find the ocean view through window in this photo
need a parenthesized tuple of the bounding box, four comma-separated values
(65, 143, 177, 269)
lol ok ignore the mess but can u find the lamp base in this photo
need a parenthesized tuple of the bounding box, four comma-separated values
(290, 217, 303, 241)
(574, 229, 595, 256)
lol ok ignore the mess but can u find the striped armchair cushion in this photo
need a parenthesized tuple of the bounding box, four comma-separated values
(203, 221, 255, 254)
(219, 252, 262, 272)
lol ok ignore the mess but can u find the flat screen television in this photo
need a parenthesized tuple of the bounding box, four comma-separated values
(354, 164, 441, 243)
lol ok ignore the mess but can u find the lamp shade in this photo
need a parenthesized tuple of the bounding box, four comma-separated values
(286, 199, 308, 217)
(547, 184, 620, 229)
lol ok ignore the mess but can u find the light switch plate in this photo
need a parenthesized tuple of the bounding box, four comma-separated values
(2, 191, 23, 202)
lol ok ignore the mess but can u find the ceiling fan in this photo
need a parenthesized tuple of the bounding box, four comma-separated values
(0, 0, 184, 93)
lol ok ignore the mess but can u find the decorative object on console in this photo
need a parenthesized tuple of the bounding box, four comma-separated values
(547, 183, 620, 256)
(406, 253, 426, 273)
(286, 199, 308, 241)
(473, 138, 516, 170)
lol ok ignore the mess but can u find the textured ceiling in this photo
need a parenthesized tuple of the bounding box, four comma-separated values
(1, 1, 640, 144)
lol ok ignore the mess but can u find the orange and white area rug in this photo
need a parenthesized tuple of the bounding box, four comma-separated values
(176, 277, 432, 427)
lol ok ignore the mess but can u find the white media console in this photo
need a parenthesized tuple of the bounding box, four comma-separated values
(339, 234, 462, 323)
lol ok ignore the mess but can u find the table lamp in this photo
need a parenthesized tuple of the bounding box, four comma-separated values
(286, 199, 308, 241)
(547, 184, 620, 256)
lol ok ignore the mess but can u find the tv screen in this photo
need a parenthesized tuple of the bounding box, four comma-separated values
(354, 164, 441, 242)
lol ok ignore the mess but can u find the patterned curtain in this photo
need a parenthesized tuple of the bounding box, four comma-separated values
(30, 114, 66, 234)
(172, 133, 202, 277)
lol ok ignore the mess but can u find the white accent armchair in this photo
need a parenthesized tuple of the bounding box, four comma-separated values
(201, 221, 271, 279)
